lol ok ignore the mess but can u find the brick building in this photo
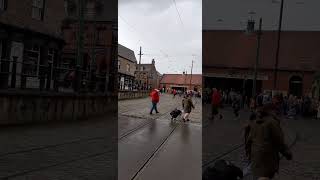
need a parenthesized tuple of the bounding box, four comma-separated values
(160, 73, 202, 92)
(203, 30, 320, 97)
(0, 0, 66, 89)
(135, 59, 160, 90)
(118, 44, 137, 91)
(61, 0, 117, 92)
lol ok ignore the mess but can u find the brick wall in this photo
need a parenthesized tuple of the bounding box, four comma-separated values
(0, 0, 66, 38)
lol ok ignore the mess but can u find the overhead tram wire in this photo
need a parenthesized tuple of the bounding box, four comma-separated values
(172, 0, 184, 28)
(119, 15, 173, 64)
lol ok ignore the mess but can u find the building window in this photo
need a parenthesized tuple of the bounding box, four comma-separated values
(64, 0, 68, 16)
(140, 66, 143, 71)
(24, 44, 40, 76)
(0, 0, 7, 11)
(96, 30, 103, 45)
(48, 48, 55, 63)
(32, 0, 45, 20)
(126, 64, 130, 72)
(118, 61, 120, 70)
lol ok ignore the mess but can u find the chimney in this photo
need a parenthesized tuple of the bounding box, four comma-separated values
(152, 59, 155, 65)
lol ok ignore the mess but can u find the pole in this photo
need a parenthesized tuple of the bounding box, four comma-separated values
(76, 0, 84, 92)
(274, 0, 284, 90)
(138, 46, 143, 64)
(253, 18, 262, 97)
(189, 60, 194, 90)
(89, 11, 96, 91)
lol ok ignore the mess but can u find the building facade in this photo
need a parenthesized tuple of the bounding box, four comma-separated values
(61, 0, 117, 92)
(203, 30, 320, 97)
(135, 59, 160, 90)
(0, 0, 66, 89)
(160, 73, 202, 92)
(118, 44, 137, 91)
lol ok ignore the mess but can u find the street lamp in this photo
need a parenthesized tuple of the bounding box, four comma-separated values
(246, 17, 263, 98)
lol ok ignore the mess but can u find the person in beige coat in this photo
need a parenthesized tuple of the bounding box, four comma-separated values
(182, 94, 195, 122)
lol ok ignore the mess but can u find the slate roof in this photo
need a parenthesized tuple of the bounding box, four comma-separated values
(118, 44, 137, 63)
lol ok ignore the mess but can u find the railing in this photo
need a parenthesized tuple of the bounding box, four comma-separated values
(0, 56, 114, 94)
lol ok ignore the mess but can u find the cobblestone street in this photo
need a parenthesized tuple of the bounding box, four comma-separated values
(119, 94, 202, 180)
(0, 117, 117, 180)
(203, 103, 320, 180)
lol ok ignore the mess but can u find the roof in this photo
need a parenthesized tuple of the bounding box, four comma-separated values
(118, 44, 137, 63)
(160, 74, 202, 86)
(203, 30, 320, 71)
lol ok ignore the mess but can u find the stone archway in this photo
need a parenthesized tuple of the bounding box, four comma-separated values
(289, 75, 303, 97)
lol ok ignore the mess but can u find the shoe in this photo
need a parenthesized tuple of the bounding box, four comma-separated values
(182, 118, 186, 122)
(150, 112, 152, 115)
(187, 119, 190, 122)
(156, 111, 159, 114)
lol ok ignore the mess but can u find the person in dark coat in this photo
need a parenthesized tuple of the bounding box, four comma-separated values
(245, 104, 292, 180)
(182, 94, 195, 122)
(211, 88, 223, 120)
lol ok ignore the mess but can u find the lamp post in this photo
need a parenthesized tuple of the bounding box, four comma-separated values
(246, 17, 263, 98)
(273, 0, 284, 90)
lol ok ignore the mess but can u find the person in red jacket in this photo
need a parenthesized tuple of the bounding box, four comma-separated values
(212, 88, 223, 120)
(150, 89, 160, 114)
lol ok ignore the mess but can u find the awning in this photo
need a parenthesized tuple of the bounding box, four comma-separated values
(203, 72, 268, 80)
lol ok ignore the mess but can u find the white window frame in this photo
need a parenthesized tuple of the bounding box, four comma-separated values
(126, 64, 130, 72)
(32, 0, 44, 20)
(0, 0, 5, 11)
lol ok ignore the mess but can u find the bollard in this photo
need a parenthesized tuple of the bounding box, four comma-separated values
(10, 56, 17, 88)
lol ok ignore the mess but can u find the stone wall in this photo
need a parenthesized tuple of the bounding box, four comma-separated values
(0, 90, 117, 125)
(118, 90, 150, 100)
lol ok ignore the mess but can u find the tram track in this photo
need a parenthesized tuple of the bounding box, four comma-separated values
(122, 96, 199, 180)
(119, 96, 192, 141)
(1, 148, 114, 179)
(202, 129, 298, 178)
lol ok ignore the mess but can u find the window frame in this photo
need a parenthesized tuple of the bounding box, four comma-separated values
(32, 0, 45, 21)
(0, 0, 7, 11)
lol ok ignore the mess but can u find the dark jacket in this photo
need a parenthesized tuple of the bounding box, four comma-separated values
(245, 114, 292, 178)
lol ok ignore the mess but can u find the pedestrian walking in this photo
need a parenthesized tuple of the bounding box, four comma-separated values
(232, 92, 241, 118)
(211, 88, 223, 120)
(149, 89, 160, 115)
(173, 89, 177, 98)
(245, 104, 293, 180)
(182, 94, 195, 122)
(250, 97, 256, 112)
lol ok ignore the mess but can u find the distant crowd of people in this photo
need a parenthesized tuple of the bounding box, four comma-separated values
(203, 87, 320, 120)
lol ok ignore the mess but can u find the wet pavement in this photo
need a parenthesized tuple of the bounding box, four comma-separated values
(0, 117, 117, 180)
(118, 94, 202, 180)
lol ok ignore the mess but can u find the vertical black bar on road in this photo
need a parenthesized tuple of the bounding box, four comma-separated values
(274, 0, 284, 89)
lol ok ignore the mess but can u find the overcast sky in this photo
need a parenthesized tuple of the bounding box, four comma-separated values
(119, 0, 202, 74)
(203, 0, 320, 30)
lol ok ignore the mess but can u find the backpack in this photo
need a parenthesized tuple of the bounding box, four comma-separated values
(203, 160, 243, 180)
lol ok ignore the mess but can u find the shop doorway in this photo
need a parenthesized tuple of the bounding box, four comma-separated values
(289, 76, 303, 97)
